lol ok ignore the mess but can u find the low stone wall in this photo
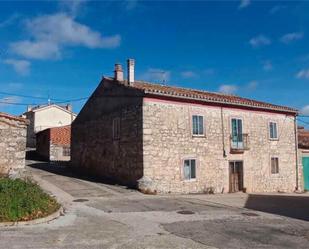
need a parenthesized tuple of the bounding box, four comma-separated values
(0, 114, 28, 177)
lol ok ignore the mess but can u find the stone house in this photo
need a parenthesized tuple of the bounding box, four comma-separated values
(23, 104, 76, 147)
(71, 59, 300, 194)
(36, 125, 71, 162)
(0, 112, 28, 177)
(298, 127, 309, 191)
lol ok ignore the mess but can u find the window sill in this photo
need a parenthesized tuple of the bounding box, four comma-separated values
(270, 173, 280, 176)
(183, 178, 197, 182)
(192, 134, 206, 138)
(269, 138, 279, 141)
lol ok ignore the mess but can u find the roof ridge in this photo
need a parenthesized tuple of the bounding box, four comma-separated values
(134, 80, 236, 97)
(103, 77, 298, 114)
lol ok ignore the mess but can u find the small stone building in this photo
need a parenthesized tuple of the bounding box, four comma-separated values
(71, 59, 300, 194)
(36, 125, 71, 162)
(0, 112, 28, 177)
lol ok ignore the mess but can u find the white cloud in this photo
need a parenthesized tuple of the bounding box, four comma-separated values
(218, 85, 238, 94)
(181, 71, 198, 79)
(10, 40, 61, 60)
(0, 96, 22, 107)
(296, 69, 309, 80)
(3, 59, 30, 75)
(301, 105, 309, 115)
(140, 68, 171, 83)
(10, 13, 121, 60)
(262, 60, 273, 71)
(280, 32, 304, 44)
(249, 35, 271, 48)
(246, 80, 258, 90)
(59, 0, 87, 17)
(238, 0, 251, 9)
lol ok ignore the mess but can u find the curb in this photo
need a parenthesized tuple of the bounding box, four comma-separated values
(0, 206, 64, 227)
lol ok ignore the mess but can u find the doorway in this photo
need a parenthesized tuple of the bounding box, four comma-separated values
(229, 161, 244, 193)
(303, 157, 309, 191)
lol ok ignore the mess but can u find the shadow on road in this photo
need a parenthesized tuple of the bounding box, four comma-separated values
(27, 161, 134, 190)
(245, 194, 309, 221)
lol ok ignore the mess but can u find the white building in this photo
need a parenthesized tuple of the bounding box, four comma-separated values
(23, 104, 77, 147)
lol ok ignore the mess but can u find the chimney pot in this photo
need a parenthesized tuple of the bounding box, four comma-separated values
(127, 59, 135, 85)
(114, 63, 124, 81)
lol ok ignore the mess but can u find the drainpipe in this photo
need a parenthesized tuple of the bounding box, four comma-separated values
(294, 114, 299, 191)
(221, 107, 227, 158)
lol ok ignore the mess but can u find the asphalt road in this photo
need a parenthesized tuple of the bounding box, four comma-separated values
(0, 161, 308, 249)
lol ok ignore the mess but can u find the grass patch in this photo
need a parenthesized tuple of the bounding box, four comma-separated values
(0, 178, 60, 222)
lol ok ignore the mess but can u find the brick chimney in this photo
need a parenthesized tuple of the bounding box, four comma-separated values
(114, 63, 124, 81)
(127, 59, 135, 85)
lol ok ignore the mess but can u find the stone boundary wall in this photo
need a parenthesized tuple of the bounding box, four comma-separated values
(0, 115, 27, 177)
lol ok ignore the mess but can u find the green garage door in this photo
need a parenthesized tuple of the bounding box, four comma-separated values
(303, 157, 309, 191)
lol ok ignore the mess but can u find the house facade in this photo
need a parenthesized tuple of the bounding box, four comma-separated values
(71, 60, 300, 194)
(0, 112, 28, 177)
(23, 104, 76, 147)
(36, 125, 71, 162)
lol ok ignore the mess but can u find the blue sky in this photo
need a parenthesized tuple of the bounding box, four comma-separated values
(1, 0, 309, 126)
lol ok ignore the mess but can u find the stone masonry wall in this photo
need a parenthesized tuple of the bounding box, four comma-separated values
(71, 79, 144, 187)
(142, 99, 297, 194)
(0, 116, 27, 177)
(71, 105, 143, 186)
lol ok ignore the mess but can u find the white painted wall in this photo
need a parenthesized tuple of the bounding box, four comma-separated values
(34, 106, 76, 133)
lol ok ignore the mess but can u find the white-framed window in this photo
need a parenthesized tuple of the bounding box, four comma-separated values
(113, 117, 120, 140)
(184, 159, 196, 180)
(271, 157, 279, 174)
(269, 122, 278, 139)
(192, 115, 204, 136)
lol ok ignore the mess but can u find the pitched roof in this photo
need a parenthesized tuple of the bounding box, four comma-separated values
(298, 127, 309, 149)
(104, 77, 297, 114)
(24, 104, 77, 116)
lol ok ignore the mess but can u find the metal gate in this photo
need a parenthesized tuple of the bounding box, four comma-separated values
(303, 157, 309, 191)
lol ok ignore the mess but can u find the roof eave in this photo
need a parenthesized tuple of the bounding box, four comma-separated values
(143, 91, 298, 115)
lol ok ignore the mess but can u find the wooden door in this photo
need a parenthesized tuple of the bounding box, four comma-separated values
(229, 161, 243, 193)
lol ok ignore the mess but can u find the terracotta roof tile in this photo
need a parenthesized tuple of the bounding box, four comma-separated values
(129, 80, 297, 114)
(0, 112, 28, 124)
(50, 125, 71, 146)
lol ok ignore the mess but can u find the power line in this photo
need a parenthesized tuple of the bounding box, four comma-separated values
(0, 101, 38, 106)
(0, 91, 66, 101)
(54, 96, 89, 104)
(297, 118, 309, 126)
